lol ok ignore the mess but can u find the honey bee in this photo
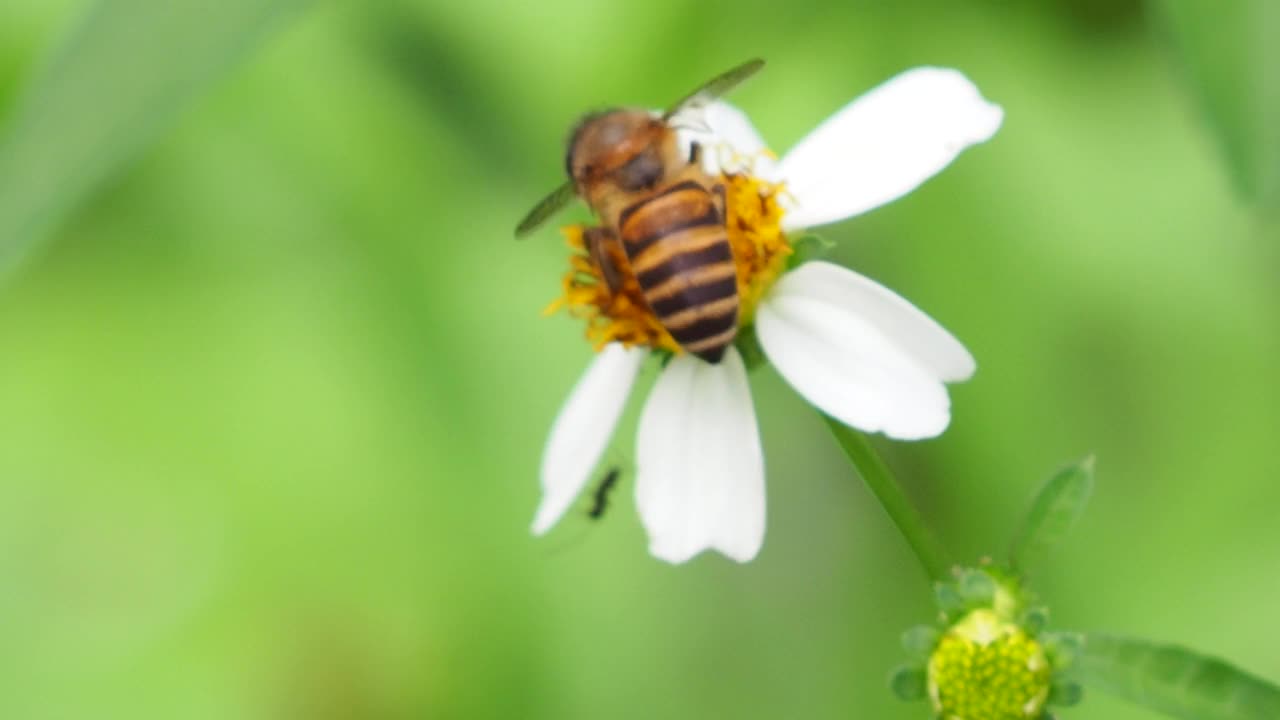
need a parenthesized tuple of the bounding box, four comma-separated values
(516, 59, 765, 363)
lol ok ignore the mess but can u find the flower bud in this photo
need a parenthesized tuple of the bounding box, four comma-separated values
(927, 608, 1051, 719)
(892, 566, 1081, 720)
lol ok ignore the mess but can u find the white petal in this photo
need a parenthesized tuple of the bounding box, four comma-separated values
(773, 261, 974, 381)
(533, 343, 646, 535)
(757, 263, 970, 440)
(778, 67, 1003, 231)
(705, 101, 768, 155)
(635, 347, 765, 563)
(676, 101, 778, 178)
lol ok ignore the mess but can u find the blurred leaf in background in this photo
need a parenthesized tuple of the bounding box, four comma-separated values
(0, 1, 1277, 719)
(0, 0, 313, 278)
(1074, 634, 1280, 720)
(1152, 0, 1280, 212)
(1008, 456, 1094, 575)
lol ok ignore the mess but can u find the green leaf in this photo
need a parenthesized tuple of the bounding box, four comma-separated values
(1009, 455, 1095, 573)
(785, 232, 835, 269)
(1152, 1, 1280, 210)
(0, 0, 315, 279)
(1072, 634, 1280, 720)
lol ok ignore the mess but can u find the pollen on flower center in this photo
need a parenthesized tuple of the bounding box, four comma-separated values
(927, 609, 1052, 720)
(722, 172, 791, 323)
(545, 172, 791, 354)
(543, 225, 681, 353)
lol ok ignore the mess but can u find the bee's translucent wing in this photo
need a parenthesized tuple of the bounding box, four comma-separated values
(663, 58, 765, 120)
(515, 181, 577, 238)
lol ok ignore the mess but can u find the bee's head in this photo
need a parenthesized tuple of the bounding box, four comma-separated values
(566, 109, 680, 195)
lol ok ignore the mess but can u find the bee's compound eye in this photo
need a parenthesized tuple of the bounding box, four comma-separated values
(616, 149, 664, 191)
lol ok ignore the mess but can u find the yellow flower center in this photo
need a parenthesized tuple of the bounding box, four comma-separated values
(544, 172, 791, 354)
(725, 172, 792, 324)
(927, 609, 1052, 720)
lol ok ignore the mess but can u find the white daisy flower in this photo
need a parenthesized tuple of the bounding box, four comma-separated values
(534, 67, 1003, 563)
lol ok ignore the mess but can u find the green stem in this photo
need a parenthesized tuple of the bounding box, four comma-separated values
(824, 416, 952, 583)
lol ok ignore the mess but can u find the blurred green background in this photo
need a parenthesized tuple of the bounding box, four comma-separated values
(0, 0, 1276, 718)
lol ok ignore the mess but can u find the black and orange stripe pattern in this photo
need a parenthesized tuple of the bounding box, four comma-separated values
(618, 180, 739, 363)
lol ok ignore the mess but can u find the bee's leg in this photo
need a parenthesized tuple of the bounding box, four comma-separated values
(710, 180, 727, 217)
(585, 227, 625, 297)
(688, 141, 702, 166)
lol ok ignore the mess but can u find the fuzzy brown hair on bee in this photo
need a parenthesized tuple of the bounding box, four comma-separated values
(565, 110, 685, 215)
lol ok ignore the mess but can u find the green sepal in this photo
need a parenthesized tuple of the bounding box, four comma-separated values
(785, 233, 835, 269)
(901, 625, 940, 660)
(733, 325, 767, 372)
(1042, 632, 1084, 669)
(1009, 455, 1096, 574)
(1022, 607, 1049, 636)
(933, 582, 965, 615)
(1070, 634, 1280, 720)
(1048, 681, 1084, 707)
(957, 568, 997, 605)
(889, 665, 928, 702)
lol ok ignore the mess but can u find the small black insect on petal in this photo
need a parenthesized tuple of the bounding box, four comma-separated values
(587, 466, 622, 520)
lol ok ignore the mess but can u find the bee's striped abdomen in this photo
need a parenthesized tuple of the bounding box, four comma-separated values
(618, 180, 739, 363)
